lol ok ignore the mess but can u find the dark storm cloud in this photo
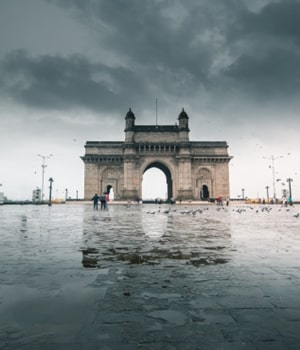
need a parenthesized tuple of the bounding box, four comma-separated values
(1, 0, 300, 113)
(0, 49, 148, 111)
(238, 0, 300, 39)
(224, 47, 300, 99)
(46, 0, 300, 106)
(222, 0, 300, 103)
(45, 0, 242, 113)
(47, 0, 240, 90)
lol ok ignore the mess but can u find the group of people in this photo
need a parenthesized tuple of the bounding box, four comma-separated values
(91, 192, 109, 210)
(216, 196, 229, 206)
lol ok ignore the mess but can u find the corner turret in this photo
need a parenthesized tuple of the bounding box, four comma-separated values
(124, 108, 135, 143)
(178, 108, 189, 130)
(178, 108, 190, 141)
(125, 108, 135, 131)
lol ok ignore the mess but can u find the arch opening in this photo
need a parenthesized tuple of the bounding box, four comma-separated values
(142, 162, 172, 201)
(200, 185, 209, 200)
(105, 184, 114, 200)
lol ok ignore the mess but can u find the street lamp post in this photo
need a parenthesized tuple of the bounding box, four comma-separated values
(38, 154, 52, 202)
(286, 178, 293, 204)
(263, 155, 283, 201)
(48, 177, 54, 206)
(265, 186, 270, 202)
(65, 188, 68, 201)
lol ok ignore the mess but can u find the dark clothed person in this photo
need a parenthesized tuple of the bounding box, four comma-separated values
(100, 195, 106, 210)
(91, 194, 100, 210)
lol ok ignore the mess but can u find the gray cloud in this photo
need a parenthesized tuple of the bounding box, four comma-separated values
(46, 0, 300, 108)
(1, 0, 300, 115)
(238, 0, 300, 40)
(224, 47, 300, 97)
(0, 49, 149, 112)
(219, 0, 300, 106)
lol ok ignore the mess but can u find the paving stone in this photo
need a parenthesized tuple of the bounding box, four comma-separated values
(0, 203, 300, 349)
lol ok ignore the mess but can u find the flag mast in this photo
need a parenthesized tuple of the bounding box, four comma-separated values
(156, 98, 158, 126)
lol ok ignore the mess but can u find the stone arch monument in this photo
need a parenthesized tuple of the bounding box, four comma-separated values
(81, 108, 232, 201)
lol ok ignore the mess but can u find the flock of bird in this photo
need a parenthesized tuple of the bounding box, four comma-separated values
(139, 204, 300, 218)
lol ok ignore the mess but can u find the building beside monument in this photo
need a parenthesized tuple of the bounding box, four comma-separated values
(32, 187, 41, 202)
(81, 108, 232, 201)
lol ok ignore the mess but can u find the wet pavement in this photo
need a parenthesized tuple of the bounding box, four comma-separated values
(0, 202, 300, 349)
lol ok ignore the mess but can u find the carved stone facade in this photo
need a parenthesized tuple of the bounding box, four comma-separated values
(81, 109, 232, 201)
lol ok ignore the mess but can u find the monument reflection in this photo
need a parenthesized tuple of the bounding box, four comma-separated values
(81, 204, 232, 268)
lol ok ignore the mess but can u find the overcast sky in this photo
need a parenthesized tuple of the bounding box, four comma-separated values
(0, 0, 299, 201)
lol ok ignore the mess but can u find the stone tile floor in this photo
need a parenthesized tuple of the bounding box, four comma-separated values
(0, 202, 299, 349)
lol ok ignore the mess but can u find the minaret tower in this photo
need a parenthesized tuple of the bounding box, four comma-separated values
(124, 108, 135, 142)
(178, 108, 190, 141)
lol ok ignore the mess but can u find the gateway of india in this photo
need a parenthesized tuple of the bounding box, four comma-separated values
(81, 108, 232, 201)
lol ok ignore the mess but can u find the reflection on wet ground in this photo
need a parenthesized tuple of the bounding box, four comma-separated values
(81, 205, 231, 268)
(0, 203, 300, 349)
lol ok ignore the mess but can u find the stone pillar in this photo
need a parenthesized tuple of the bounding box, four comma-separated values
(122, 154, 139, 200)
(177, 157, 193, 200)
(214, 162, 230, 199)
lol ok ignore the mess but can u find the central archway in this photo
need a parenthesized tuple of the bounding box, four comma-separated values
(142, 162, 173, 201)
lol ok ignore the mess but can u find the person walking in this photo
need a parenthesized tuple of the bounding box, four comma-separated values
(91, 193, 100, 210)
(104, 192, 109, 209)
(100, 193, 107, 210)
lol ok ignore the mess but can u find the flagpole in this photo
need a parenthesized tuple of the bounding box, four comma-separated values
(156, 98, 158, 126)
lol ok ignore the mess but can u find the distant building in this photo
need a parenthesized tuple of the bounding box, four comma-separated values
(0, 192, 4, 205)
(32, 188, 41, 202)
(81, 108, 232, 201)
